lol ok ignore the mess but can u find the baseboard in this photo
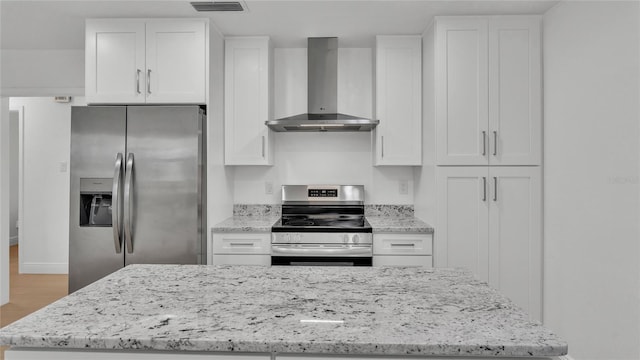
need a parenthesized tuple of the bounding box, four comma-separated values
(9, 236, 18, 246)
(20, 262, 68, 274)
(559, 355, 575, 360)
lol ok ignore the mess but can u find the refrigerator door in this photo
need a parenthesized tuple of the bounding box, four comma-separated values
(69, 106, 126, 293)
(124, 106, 203, 265)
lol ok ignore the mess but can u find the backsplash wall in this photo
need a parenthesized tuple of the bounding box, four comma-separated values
(232, 47, 415, 204)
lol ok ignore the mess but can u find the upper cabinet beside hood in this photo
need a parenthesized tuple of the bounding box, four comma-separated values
(225, 36, 273, 166)
(373, 35, 423, 166)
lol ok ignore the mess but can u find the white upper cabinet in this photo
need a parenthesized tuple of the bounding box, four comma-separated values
(85, 19, 207, 104)
(224, 37, 273, 165)
(488, 17, 541, 165)
(145, 20, 206, 104)
(86, 20, 146, 104)
(435, 18, 489, 165)
(374, 35, 422, 166)
(435, 16, 541, 165)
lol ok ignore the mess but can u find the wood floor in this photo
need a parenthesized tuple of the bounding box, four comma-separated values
(0, 245, 68, 360)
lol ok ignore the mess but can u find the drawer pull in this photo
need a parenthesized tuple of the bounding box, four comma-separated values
(230, 242, 255, 247)
(390, 243, 416, 247)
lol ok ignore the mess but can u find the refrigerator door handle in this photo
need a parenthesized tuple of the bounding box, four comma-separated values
(124, 153, 134, 253)
(112, 153, 123, 253)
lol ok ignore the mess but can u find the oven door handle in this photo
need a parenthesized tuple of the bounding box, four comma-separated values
(271, 245, 372, 257)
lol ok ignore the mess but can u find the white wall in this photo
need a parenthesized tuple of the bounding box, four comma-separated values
(9, 97, 86, 274)
(233, 47, 415, 204)
(414, 22, 436, 225)
(0, 97, 10, 305)
(207, 27, 235, 233)
(9, 110, 19, 244)
(0, 50, 84, 97)
(543, 2, 640, 359)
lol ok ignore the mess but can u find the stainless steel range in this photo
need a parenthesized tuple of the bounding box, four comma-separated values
(271, 185, 372, 266)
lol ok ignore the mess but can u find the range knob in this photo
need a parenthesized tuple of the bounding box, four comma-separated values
(352, 234, 359, 244)
(343, 234, 349, 244)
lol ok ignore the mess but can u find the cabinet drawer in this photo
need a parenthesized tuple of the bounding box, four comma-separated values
(212, 233, 271, 255)
(373, 255, 433, 267)
(373, 234, 433, 255)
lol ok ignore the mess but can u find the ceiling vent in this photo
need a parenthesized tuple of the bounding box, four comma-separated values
(191, 1, 245, 12)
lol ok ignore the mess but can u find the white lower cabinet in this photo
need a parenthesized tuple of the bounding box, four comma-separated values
(210, 233, 271, 266)
(436, 166, 541, 321)
(372, 233, 433, 267)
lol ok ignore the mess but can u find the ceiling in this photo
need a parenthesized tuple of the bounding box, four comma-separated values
(0, 0, 560, 50)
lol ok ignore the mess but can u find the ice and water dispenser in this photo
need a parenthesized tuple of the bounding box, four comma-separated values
(79, 178, 112, 227)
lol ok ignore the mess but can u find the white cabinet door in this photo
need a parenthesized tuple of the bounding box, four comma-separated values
(488, 16, 541, 165)
(224, 37, 273, 165)
(374, 35, 422, 166)
(488, 166, 541, 321)
(435, 16, 541, 166)
(436, 167, 489, 281)
(435, 18, 489, 165)
(85, 20, 146, 104)
(145, 20, 206, 104)
(437, 166, 541, 321)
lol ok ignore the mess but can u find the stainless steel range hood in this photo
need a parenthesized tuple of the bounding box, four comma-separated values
(266, 37, 379, 132)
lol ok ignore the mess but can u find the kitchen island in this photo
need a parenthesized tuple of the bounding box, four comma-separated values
(0, 265, 567, 359)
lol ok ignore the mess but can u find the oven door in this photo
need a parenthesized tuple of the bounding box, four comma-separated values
(271, 244, 372, 266)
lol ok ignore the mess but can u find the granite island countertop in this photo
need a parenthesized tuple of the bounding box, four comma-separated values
(0, 265, 567, 357)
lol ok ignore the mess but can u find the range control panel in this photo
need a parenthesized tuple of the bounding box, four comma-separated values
(308, 189, 338, 198)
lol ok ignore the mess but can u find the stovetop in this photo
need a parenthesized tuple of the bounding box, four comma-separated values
(271, 218, 372, 233)
(272, 185, 371, 233)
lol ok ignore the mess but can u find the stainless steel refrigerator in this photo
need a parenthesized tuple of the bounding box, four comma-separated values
(69, 106, 206, 293)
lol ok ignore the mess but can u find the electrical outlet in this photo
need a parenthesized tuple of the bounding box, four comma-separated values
(265, 181, 274, 195)
(399, 180, 409, 195)
(59, 161, 68, 173)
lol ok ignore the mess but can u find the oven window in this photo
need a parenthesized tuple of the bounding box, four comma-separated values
(271, 256, 372, 266)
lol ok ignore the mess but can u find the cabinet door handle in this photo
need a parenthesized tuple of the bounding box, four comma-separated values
(381, 136, 385, 158)
(147, 69, 152, 94)
(493, 176, 498, 202)
(482, 131, 487, 156)
(493, 131, 498, 156)
(261, 136, 265, 158)
(136, 69, 141, 94)
(482, 176, 487, 201)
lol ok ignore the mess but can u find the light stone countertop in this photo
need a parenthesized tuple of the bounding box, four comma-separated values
(212, 215, 433, 234)
(0, 264, 567, 357)
(212, 216, 280, 233)
(367, 216, 434, 234)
